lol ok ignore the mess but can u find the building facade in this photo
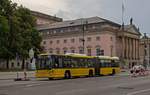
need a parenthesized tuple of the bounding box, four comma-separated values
(140, 36, 150, 68)
(38, 17, 141, 68)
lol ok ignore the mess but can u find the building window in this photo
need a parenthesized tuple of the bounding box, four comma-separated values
(79, 47, 84, 54)
(56, 48, 60, 54)
(70, 47, 75, 53)
(87, 37, 91, 41)
(50, 41, 53, 44)
(100, 50, 104, 56)
(57, 40, 60, 44)
(49, 48, 53, 54)
(63, 48, 68, 54)
(110, 36, 113, 41)
(64, 50, 67, 54)
(71, 50, 75, 53)
(87, 48, 92, 56)
(64, 39, 67, 43)
(49, 51, 53, 53)
(96, 48, 101, 56)
(96, 36, 100, 41)
(43, 41, 46, 45)
(71, 39, 75, 43)
(79, 38, 84, 42)
(53, 30, 56, 34)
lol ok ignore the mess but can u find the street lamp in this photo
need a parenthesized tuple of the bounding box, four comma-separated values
(81, 19, 88, 54)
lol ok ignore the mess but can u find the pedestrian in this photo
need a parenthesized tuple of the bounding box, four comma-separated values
(24, 69, 27, 80)
(131, 65, 140, 77)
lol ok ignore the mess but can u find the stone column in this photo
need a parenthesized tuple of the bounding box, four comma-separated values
(132, 38, 134, 60)
(135, 39, 138, 60)
(124, 37, 127, 58)
(137, 39, 140, 61)
(127, 38, 129, 59)
(122, 37, 125, 58)
(134, 39, 136, 61)
(129, 38, 131, 60)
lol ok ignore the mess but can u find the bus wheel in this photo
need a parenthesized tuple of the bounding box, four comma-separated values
(111, 69, 116, 75)
(89, 70, 93, 77)
(64, 71, 71, 79)
(48, 78, 53, 80)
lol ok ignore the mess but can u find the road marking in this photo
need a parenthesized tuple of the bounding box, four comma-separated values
(56, 89, 86, 95)
(127, 89, 150, 95)
(26, 84, 41, 87)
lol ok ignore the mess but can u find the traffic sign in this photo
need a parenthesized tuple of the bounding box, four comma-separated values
(29, 48, 34, 59)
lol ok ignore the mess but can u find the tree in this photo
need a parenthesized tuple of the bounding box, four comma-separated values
(16, 6, 42, 58)
(0, 15, 9, 58)
(0, 0, 42, 69)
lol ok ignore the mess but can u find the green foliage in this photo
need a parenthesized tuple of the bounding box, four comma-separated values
(0, 15, 9, 59)
(0, 0, 42, 60)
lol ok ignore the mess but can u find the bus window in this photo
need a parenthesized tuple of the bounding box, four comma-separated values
(87, 59, 94, 67)
(63, 57, 71, 68)
(70, 58, 78, 68)
(58, 57, 63, 68)
(111, 60, 119, 67)
(52, 56, 59, 68)
(100, 60, 105, 67)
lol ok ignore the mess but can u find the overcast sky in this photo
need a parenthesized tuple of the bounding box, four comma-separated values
(11, 0, 150, 35)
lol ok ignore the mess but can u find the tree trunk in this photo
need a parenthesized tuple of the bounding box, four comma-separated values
(22, 59, 25, 70)
(6, 59, 9, 69)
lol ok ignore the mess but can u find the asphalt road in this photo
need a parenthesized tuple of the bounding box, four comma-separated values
(1, 75, 150, 95)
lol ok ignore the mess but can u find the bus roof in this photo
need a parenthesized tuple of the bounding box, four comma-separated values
(39, 53, 119, 60)
(97, 56, 112, 59)
(111, 57, 119, 60)
(39, 53, 94, 58)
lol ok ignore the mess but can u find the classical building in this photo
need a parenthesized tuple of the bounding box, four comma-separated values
(38, 16, 141, 68)
(140, 35, 150, 68)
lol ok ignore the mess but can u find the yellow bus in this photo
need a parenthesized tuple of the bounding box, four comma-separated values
(97, 56, 120, 76)
(35, 53, 120, 79)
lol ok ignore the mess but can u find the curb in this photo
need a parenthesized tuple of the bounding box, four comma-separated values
(0, 77, 35, 80)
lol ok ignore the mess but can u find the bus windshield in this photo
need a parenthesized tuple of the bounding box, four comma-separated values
(36, 55, 53, 70)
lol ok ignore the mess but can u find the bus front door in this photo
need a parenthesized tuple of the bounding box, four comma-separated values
(95, 59, 100, 76)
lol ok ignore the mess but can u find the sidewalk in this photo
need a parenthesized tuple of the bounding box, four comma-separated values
(0, 71, 35, 80)
(116, 69, 131, 76)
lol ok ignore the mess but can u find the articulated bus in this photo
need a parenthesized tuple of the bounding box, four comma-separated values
(35, 53, 120, 79)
